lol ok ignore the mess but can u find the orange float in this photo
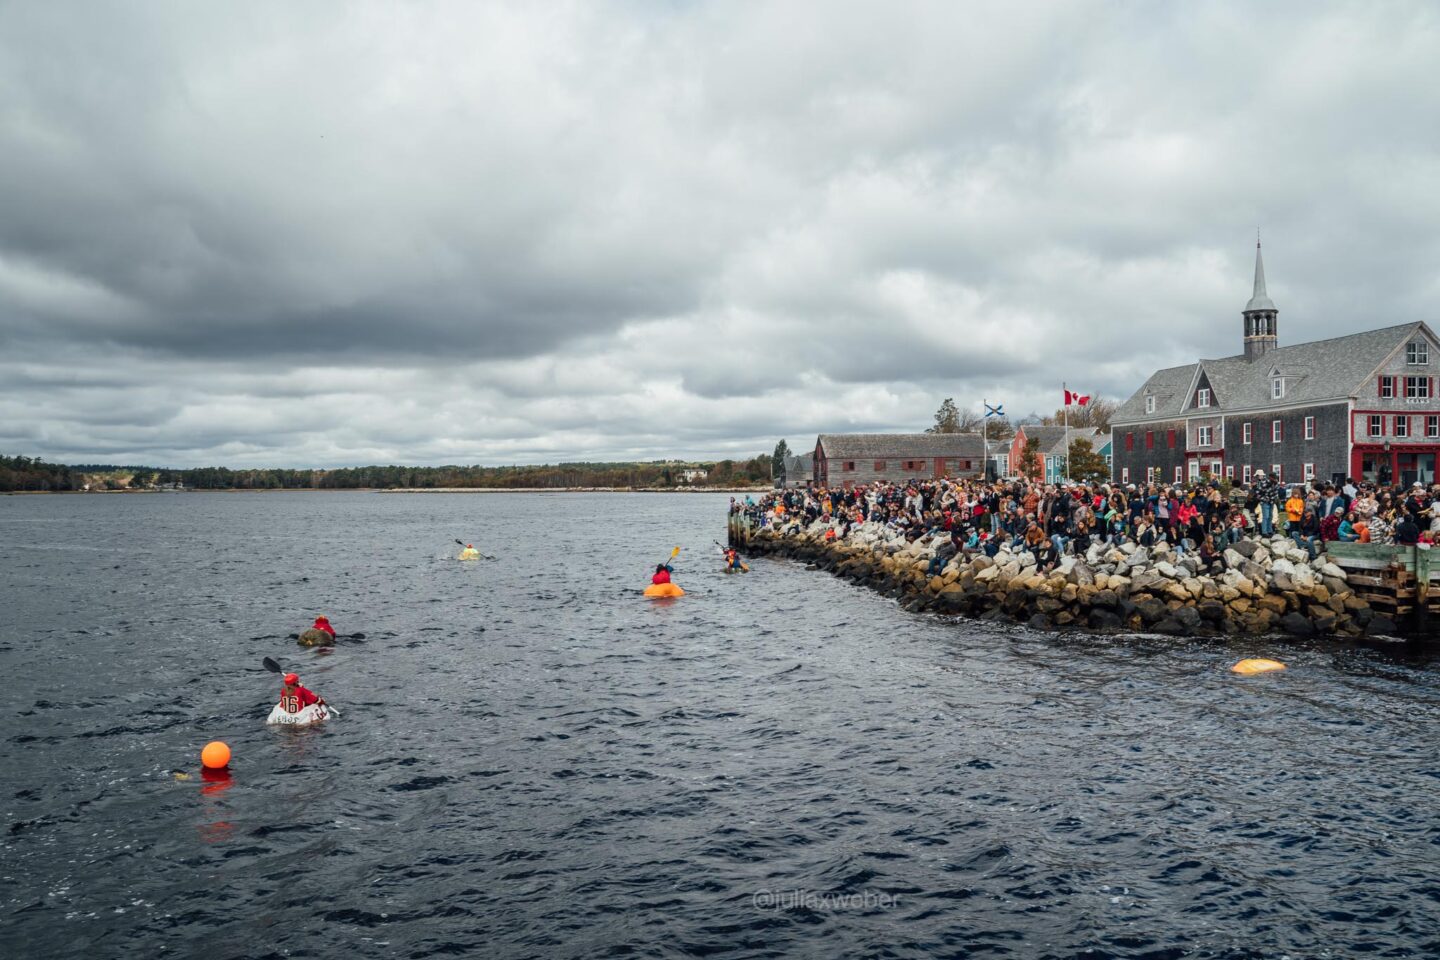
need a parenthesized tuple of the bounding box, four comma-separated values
(644, 583, 685, 598)
(200, 741, 231, 769)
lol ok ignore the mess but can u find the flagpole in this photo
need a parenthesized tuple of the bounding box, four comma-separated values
(982, 398, 988, 480)
(1063, 382, 1070, 482)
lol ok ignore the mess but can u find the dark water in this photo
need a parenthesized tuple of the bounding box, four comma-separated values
(2, 492, 1438, 959)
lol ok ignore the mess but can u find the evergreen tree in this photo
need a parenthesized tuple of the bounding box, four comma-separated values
(1067, 437, 1110, 483)
(926, 398, 962, 434)
(1018, 437, 1043, 480)
(771, 439, 791, 479)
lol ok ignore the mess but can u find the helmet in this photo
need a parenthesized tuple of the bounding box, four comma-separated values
(283, 673, 299, 685)
(316, 615, 329, 622)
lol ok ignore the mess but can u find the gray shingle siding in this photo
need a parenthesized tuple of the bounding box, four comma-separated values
(1223, 403, 1350, 486)
(1112, 420, 1188, 483)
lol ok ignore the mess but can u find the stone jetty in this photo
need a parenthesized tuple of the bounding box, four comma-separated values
(741, 522, 1394, 638)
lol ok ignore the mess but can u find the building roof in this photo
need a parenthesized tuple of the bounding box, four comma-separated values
(1016, 425, 1069, 454)
(782, 454, 812, 474)
(1114, 321, 1434, 424)
(816, 432, 984, 459)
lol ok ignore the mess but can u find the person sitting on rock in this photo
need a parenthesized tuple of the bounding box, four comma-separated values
(1032, 538, 1060, 573)
(1320, 505, 1345, 542)
(1224, 509, 1249, 545)
(1197, 534, 1226, 574)
(1337, 511, 1361, 543)
(927, 530, 961, 577)
(1290, 507, 1322, 560)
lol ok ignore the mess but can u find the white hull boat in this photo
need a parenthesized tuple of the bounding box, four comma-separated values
(266, 702, 331, 726)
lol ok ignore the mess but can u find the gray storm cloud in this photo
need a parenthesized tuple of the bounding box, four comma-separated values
(2, 1, 1439, 466)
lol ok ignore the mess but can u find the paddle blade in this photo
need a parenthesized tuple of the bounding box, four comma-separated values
(670, 546, 681, 558)
(262, 656, 283, 674)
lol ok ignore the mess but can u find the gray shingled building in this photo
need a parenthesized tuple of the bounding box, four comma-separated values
(1112, 242, 1440, 488)
(813, 433, 985, 487)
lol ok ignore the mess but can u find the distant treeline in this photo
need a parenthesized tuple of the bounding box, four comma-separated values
(0, 453, 773, 492)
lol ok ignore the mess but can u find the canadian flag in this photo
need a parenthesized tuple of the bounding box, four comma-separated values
(1064, 389, 1091, 406)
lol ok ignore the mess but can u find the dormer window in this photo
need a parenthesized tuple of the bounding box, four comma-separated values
(1272, 378, 1284, 400)
(1407, 341, 1429, 365)
(1197, 388, 1211, 409)
(1145, 396, 1156, 414)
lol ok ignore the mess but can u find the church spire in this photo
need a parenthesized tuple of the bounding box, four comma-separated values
(1242, 236, 1277, 360)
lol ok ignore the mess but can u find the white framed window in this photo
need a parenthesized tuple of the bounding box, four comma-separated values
(1147, 466, 1157, 483)
(1304, 416, 1315, 440)
(1145, 396, 1156, 414)
(1210, 460, 1222, 475)
(1271, 464, 1283, 482)
(1173, 465, 1182, 483)
(1225, 464, 1235, 479)
(1197, 388, 1211, 408)
(1396, 415, 1410, 438)
(1272, 419, 1283, 443)
(1408, 340, 1429, 365)
(1272, 378, 1284, 399)
(1242, 422, 1253, 445)
(1304, 463, 1315, 481)
(1429, 415, 1440, 438)
(1380, 376, 1396, 399)
(1121, 467, 1130, 483)
(1369, 414, 1384, 437)
(1242, 465, 1253, 483)
(1197, 425, 1213, 446)
(1406, 376, 1431, 400)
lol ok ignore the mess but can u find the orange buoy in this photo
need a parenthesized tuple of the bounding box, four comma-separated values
(201, 741, 232, 769)
(1231, 658, 1286, 675)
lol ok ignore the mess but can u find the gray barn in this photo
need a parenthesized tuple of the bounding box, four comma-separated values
(814, 433, 985, 488)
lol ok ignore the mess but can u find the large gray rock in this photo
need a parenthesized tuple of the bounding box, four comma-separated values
(1230, 540, 1260, 559)
(1279, 612, 1315, 636)
(1066, 561, 1096, 587)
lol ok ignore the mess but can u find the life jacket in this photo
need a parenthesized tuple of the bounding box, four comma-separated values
(313, 619, 336, 637)
(652, 569, 671, 584)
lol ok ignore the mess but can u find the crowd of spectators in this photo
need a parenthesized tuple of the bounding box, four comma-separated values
(732, 473, 1440, 575)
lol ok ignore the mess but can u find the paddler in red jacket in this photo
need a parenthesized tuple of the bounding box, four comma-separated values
(311, 615, 336, 639)
(652, 563, 673, 585)
(279, 673, 322, 714)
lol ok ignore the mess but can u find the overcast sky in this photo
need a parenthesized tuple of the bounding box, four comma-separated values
(2, 1, 1439, 467)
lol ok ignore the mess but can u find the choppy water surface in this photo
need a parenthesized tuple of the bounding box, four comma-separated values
(2, 492, 1438, 959)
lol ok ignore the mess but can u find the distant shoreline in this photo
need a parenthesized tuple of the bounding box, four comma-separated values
(5, 486, 771, 496)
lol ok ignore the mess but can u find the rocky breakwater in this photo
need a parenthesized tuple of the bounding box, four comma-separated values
(746, 523, 1393, 637)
